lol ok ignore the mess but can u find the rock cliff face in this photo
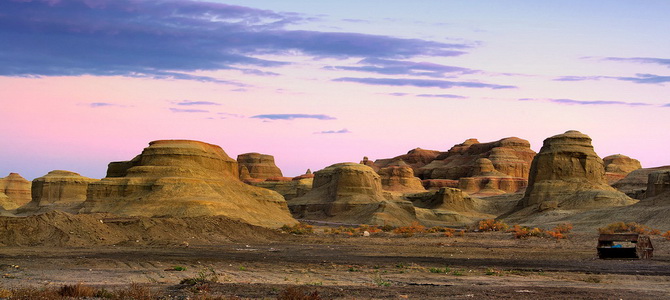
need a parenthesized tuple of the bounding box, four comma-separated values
(288, 163, 419, 226)
(603, 154, 642, 184)
(80, 140, 296, 228)
(0, 173, 32, 210)
(18, 170, 97, 214)
(247, 172, 315, 201)
(236, 153, 283, 180)
(372, 148, 441, 174)
(612, 166, 670, 199)
(646, 171, 670, 199)
(419, 137, 535, 180)
(456, 158, 527, 196)
(377, 166, 425, 192)
(520, 131, 634, 210)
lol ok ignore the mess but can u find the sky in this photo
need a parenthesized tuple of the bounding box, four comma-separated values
(1, 0, 669, 180)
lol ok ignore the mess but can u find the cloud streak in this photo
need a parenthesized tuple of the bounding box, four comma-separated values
(417, 94, 467, 99)
(604, 57, 670, 68)
(251, 114, 336, 120)
(520, 98, 653, 107)
(333, 77, 515, 89)
(326, 58, 476, 78)
(555, 74, 670, 84)
(170, 108, 209, 113)
(176, 100, 221, 106)
(315, 129, 351, 134)
(0, 0, 471, 82)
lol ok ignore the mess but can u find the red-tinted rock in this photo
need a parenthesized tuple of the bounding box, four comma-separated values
(236, 153, 283, 180)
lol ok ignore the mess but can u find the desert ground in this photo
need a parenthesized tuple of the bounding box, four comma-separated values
(1, 226, 670, 299)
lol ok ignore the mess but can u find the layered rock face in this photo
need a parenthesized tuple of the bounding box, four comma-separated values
(0, 173, 32, 210)
(646, 171, 670, 199)
(80, 140, 296, 228)
(371, 148, 441, 173)
(247, 172, 314, 201)
(457, 158, 527, 196)
(612, 166, 670, 199)
(377, 166, 425, 192)
(288, 163, 418, 226)
(521, 131, 635, 210)
(603, 154, 642, 184)
(419, 137, 535, 180)
(18, 170, 97, 214)
(236, 153, 283, 180)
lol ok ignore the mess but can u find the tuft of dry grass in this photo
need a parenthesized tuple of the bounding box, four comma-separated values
(277, 286, 322, 300)
(58, 282, 95, 298)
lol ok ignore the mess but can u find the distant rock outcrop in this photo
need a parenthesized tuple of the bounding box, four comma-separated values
(603, 154, 642, 184)
(80, 140, 296, 228)
(0, 173, 31, 210)
(419, 137, 535, 180)
(646, 170, 670, 199)
(456, 158, 527, 196)
(18, 170, 97, 214)
(611, 166, 670, 199)
(378, 166, 425, 192)
(520, 131, 635, 210)
(371, 148, 441, 173)
(236, 153, 283, 180)
(288, 163, 419, 226)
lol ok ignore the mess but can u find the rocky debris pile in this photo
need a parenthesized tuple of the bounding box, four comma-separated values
(0, 173, 31, 210)
(520, 130, 635, 211)
(377, 166, 425, 192)
(603, 154, 642, 184)
(17, 170, 97, 214)
(612, 166, 670, 199)
(80, 140, 296, 228)
(237, 153, 283, 180)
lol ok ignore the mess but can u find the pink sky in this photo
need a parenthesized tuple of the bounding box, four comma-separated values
(1, 0, 669, 180)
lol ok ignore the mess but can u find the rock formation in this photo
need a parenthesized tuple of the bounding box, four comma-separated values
(371, 148, 441, 173)
(456, 158, 527, 196)
(520, 130, 635, 210)
(611, 166, 670, 199)
(288, 163, 419, 226)
(0, 173, 31, 210)
(18, 170, 97, 214)
(236, 153, 283, 180)
(646, 170, 670, 199)
(603, 154, 642, 184)
(250, 175, 314, 201)
(80, 140, 296, 228)
(418, 137, 535, 180)
(377, 166, 425, 192)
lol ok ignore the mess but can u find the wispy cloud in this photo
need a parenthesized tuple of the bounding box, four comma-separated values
(333, 77, 515, 89)
(615, 74, 670, 84)
(387, 92, 410, 96)
(315, 129, 351, 134)
(663, 104, 670, 107)
(1, 0, 472, 82)
(417, 94, 467, 99)
(325, 58, 475, 78)
(170, 108, 209, 113)
(251, 114, 336, 120)
(88, 102, 124, 108)
(604, 57, 670, 68)
(554, 76, 604, 82)
(520, 98, 653, 106)
(176, 100, 221, 106)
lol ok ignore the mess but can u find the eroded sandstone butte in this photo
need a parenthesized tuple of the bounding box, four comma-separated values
(377, 166, 425, 193)
(237, 153, 283, 180)
(80, 140, 296, 228)
(18, 170, 97, 214)
(371, 148, 441, 173)
(0, 173, 32, 210)
(603, 154, 642, 184)
(521, 130, 635, 210)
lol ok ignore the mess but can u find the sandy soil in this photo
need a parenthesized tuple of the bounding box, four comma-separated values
(1, 231, 670, 299)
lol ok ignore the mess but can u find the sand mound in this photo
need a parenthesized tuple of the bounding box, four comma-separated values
(80, 140, 296, 228)
(0, 210, 283, 247)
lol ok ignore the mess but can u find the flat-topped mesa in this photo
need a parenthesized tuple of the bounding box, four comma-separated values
(81, 140, 296, 228)
(418, 137, 535, 180)
(18, 170, 97, 214)
(603, 154, 642, 184)
(521, 130, 635, 210)
(372, 148, 441, 174)
(378, 166, 426, 193)
(0, 173, 32, 210)
(236, 152, 283, 180)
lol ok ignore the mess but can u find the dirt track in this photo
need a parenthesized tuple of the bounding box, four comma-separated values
(1, 232, 670, 299)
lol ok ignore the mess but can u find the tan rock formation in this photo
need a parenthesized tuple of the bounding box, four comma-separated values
(18, 170, 97, 214)
(372, 148, 441, 174)
(456, 158, 527, 196)
(418, 137, 535, 180)
(80, 140, 296, 228)
(646, 170, 670, 199)
(611, 166, 670, 199)
(421, 179, 459, 190)
(236, 153, 283, 180)
(0, 173, 32, 210)
(377, 166, 425, 192)
(603, 154, 642, 184)
(520, 130, 635, 210)
(251, 176, 314, 201)
(288, 163, 419, 226)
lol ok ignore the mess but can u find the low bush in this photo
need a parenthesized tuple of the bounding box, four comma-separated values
(280, 223, 314, 235)
(598, 222, 660, 235)
(478, 219, 509, 232)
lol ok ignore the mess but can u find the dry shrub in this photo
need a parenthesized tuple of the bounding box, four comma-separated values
(393, 222, 426, 237)
(598, 222, 660, 235)
(277, 286, 322, 300)
(280, 223, 314, 235)
(58, 283, 95, 297)
(5, 286, 60, 299)
(662, 231, 670, 240)
(478, 219, 509, 232)
(508, 223, 572, 240)
(116, 283, 155, 300)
